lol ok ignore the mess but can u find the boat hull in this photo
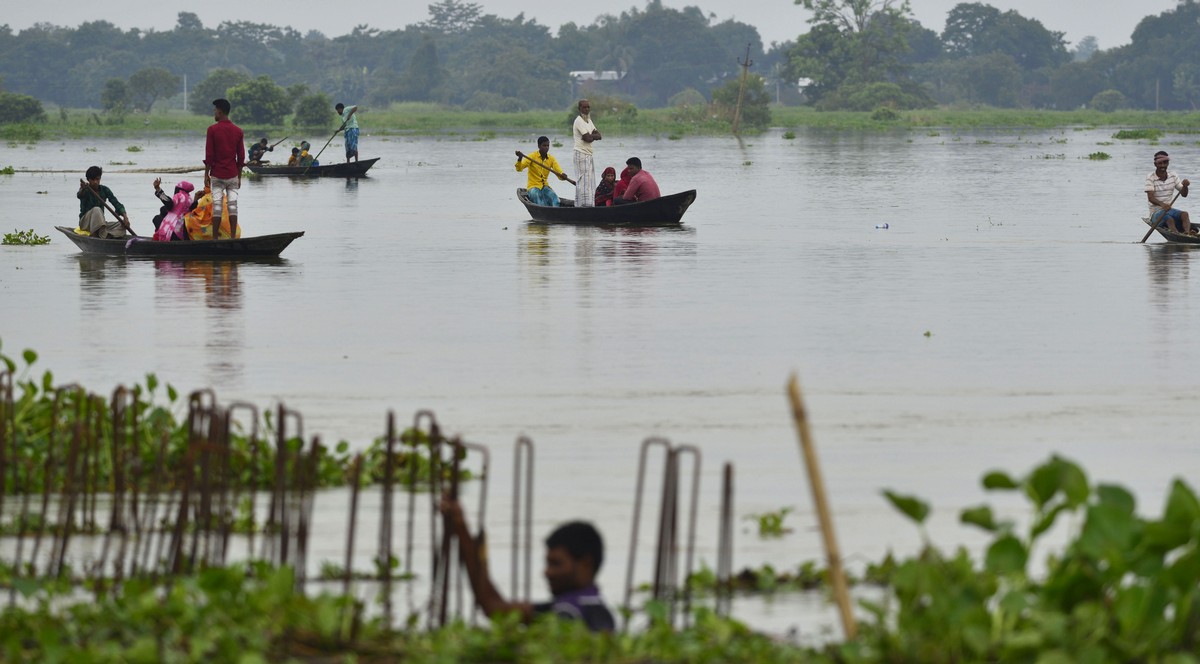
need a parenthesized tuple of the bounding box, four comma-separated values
(55, 226, 303, 258)
(247, 157, 379, 176)
(1143, 216, 1200, 244)
(517, 188, 696, 226)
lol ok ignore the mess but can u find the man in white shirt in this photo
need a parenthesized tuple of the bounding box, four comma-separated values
(1146, 150, 1193, 234)
(572, 99, 602, 207)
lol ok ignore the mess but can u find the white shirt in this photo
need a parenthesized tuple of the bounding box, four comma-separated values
(573, 115, 596, 156)
(1145, 170, 1182, 214)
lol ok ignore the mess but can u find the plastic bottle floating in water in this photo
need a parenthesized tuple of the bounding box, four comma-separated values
(875, 223, 889, 229)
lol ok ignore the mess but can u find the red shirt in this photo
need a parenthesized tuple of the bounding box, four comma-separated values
(205, 118, 245, 179)
(623, 170, 660, 202)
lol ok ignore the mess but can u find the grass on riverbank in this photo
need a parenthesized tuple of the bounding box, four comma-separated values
(9, 103, 1200, 141)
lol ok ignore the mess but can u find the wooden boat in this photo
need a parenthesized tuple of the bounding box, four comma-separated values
(1142, 216, 1200, 244)
(54, 226, 303, 258)
(247, 157, 379, 176)
(517, 188, 696, 226)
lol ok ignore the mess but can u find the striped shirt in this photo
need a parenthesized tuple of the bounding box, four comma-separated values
(1146, 170, 1182, 214)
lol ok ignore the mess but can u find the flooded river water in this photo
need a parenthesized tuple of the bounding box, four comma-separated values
(1, 126, 1198, 635)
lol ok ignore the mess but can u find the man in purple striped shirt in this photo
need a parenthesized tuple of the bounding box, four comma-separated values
(441, 498, 616, 632)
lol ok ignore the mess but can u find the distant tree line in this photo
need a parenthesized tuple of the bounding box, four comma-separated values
(0, 0, 770, 116)
(781, 0, 1200, 111)
(0, 0, 1197, 121)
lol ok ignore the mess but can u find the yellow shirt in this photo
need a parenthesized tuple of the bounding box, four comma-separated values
(516, 152, 564, 190)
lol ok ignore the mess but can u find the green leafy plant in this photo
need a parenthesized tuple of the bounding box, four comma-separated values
(783, 131, 796, 139)
(1114, 128, 1163, 140)
(0, 165, 14, 175)
(1087, 151, 1112, 160)
(2, 229, 50, 245)
(125, 145, 142, 152)
(746, 506, 792, 538)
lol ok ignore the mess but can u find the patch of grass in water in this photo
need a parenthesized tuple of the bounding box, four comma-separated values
(1113, 128, 1163, 140)
(1087, 151, 1112, 160)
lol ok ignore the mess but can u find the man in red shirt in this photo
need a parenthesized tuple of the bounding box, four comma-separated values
(613, 156, 660, 204)
(204, 98, 245, 238)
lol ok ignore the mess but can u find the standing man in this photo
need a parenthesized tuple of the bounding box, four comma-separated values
(335, 103, 359, 163)
(572, 99, 601, 207)
(613, 157, 661, 204)
(204, 98, 245, 239)
(1146, 150, 1193, 234)
(76, 166, 132, 238)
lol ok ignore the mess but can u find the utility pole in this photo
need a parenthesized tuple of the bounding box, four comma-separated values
(183, 73, 188, 112)
(731, 43, 753, 135)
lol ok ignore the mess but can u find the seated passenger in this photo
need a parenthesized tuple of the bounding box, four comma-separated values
(594, 166, 616, 207)
(516, 136, 570, 206)
(287, 147, 301, 166)
(613, 166, 633, 201)
(613, 157, 660, 205)
(184, 179, 242, 240)
(151, 177, 195, 241)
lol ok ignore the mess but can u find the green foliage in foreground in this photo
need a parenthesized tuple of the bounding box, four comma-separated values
(1, 229, 50, 246)
(0, 563, 806, 663)
(0, 340, 468, 494)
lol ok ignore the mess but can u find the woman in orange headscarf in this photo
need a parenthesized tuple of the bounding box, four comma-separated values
(184, 178, 242, 240)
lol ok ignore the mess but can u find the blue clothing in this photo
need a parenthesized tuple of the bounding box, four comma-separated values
(1152, 208, 1185, 227)
(533, 585, 615, 632)
(344, 127, 359, 155)
(527, 186, 559, 207)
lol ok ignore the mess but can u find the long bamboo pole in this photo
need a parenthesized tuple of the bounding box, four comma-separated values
(786, 374, 857, 640)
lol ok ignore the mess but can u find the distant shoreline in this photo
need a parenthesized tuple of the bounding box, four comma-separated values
(5, 104, 1200, 142)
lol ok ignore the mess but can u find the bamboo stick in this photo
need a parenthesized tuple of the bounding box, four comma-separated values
(786, 374, 857, 640)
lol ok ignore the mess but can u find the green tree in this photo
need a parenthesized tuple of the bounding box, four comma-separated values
(128, 67, 181, 112)
(422, 0, 483, 34)
(0, 92, 45, 124)
(711, 73, 771, 130)
(1072, 35, 1099, 62)
(788, 0, 919, 105)
(942, 3, 1068, 71)
(1173, 63, 1200, 110)
(100, 78, 130, 116)
(1090, 89, 1127, 112)
(293, 92, 333, 127)
(190, 68, 251, 115)
(397, 34, 446, 101)
(226, 75, 290, 125)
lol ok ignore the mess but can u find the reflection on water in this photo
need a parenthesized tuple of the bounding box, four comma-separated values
(1145, 244, 1195, 308)
(76, 255, 125, 308)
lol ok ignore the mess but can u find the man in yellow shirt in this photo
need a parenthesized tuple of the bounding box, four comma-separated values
(516, 136, 572, 206)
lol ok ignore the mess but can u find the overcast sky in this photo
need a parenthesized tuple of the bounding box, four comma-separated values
(3, 0, 1181, 51)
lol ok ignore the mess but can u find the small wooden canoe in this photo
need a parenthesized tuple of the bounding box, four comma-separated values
(1142, 216, 1200, 244)
(55, 226, 303, 258)
(517, 188, 696, 226)
(247, 158, 379, 177)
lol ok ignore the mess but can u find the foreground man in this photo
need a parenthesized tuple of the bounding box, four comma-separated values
(440, 496, 616, 632)
(76, 166, 132, 238)
(1146, 150, 1192, 234)
(205, 98, 245, 239)
(614, 156, 660, 204)
(572, 99, 602, 207)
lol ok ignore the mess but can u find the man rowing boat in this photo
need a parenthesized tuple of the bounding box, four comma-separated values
(1146, 150, 1193, 235)
(516, 136, 571, 207)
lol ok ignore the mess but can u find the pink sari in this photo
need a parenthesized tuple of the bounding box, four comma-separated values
(153, 191, 192, 241)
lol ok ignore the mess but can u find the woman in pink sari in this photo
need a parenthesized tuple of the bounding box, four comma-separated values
(152, 179, 194, 241)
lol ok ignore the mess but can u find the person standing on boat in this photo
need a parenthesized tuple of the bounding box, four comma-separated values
(76, 166, 132, 238)
(204, 98, 245, 240)
(1146, 150, 1193, 234)
(440, 496, 616, 632)
(613, 157, 660, 205)
(516, 136, 569, 207)
(335, 103, 360, 163)
(572, 99, 602, 207)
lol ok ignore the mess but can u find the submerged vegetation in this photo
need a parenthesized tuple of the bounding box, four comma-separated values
(1, 229, 50, 246)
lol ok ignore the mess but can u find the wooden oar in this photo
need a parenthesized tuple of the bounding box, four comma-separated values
(79, 180, 138, 237)
(516, 151, 576, 185)
(1142, 190, 1183, 243)
(269, 136, 289, 149)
